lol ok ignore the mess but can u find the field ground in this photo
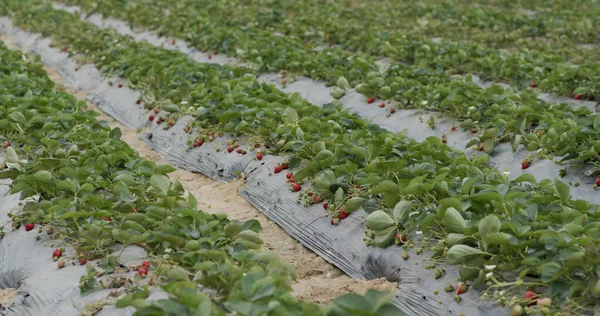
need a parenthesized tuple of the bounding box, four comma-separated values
(2, 1, 600, 315)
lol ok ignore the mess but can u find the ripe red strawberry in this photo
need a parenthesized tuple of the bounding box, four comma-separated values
(148, 115, 154, 121)
(286, 172, 293, 179)
(213, 50, 218, 55)
(104, 217, 112, 222)
(574, 94, 581, 100)
(154, 108, 159, 114)
(395, 233, 407, 245)
(52, 248, 62, 259)
(530, 82, 537, 88)
(292, 183, 301, 192)
(524, 289, 538, 306)
(79, 258, 87, 265)
(312, 195, 322, 203)
(241, 150, 247, 155)
(192, 142, 198, 148)
(142, 261, 150, 269)
(478, 143, 484, 151)
(2, 141, 10, 148)
(379, 102, 385, 108)
(138, 267, 148, 276)
(451, 125, 456, 131)
(521, 162, 530, 170)
(236, 148, 242, 154)
(172, 40, 176, 45)
(471, 128, 478, 134)
(256, 153, 263, 160)
(208, 54, 212, 59)
(25, 223, 34, 231)
(118, 83, 123, 88)
(390, 108, 395, 114)
(132, 208, 138, 213)
(273, 165, 282, 173)
(136, 99, 141, 105)
(595, 178, 600, 186)
(281, 162, 289, 169)
(442, 138, 447, 144)
(254, 143, 260, 148)
(367, 97, 375, 104)
(339, 211, 349, 219)
(455, 282, 468, 295)
(323, 202, 329, 210)
(227, 146, 234, 153)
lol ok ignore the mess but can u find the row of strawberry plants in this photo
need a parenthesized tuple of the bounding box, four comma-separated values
(5, 1, 600, 314)
(0, 42, 400, 315)
(60, 0, 600, 65)
(30, 1, 600, 174)
(58, 0, 600, 101)
(472, 0, 600, 12)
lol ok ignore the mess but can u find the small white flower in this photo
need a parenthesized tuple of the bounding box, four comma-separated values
(163, 254, 169, 259)
(181, 101, 188, 105)
(499, 290, 506, 296)
(421, 100, 428, 105)
(416, 230, 423, 235)
(503, 171, 510, 177)
(468, 106, 476, 111)
(484, 265, 497, 270)
(485, 272, 494, 279)
(101, 56, 106, 60)
(165, 248, 172, 253)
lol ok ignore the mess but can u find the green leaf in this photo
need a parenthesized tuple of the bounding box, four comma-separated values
(366, 210, 395, 231)
(392, 200, 411, 224)
(167, 267, 190, 281)
(8, 111, 27, 125)
(514, 173, 536, 184)
(483, 232, 512, 245)
(478, 214, 501, 237)
(554, 179, 570, 203)
(336, 76, 350, 90)
(447, 245, 484, 264)
(470, 191, 503, 203)
(373, 180, 398, 194)
(345, 197, 365, 213)
(235, 230, 263, 246)
(540, 262, 563, 282)
(283, 107, 298, 122)
(373, 226, 397, 248)
(443, 207, 466, 233)
(447, 233, 468, 246)
(511, 134, 522, 152)
(109, 127, 122, 140)
(150, 174, 170, 194)
(330, 89, 346, 99)
(162, 104, 180, 112)
(33, 170, 52, 182)
(56, 180, 76, 192)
